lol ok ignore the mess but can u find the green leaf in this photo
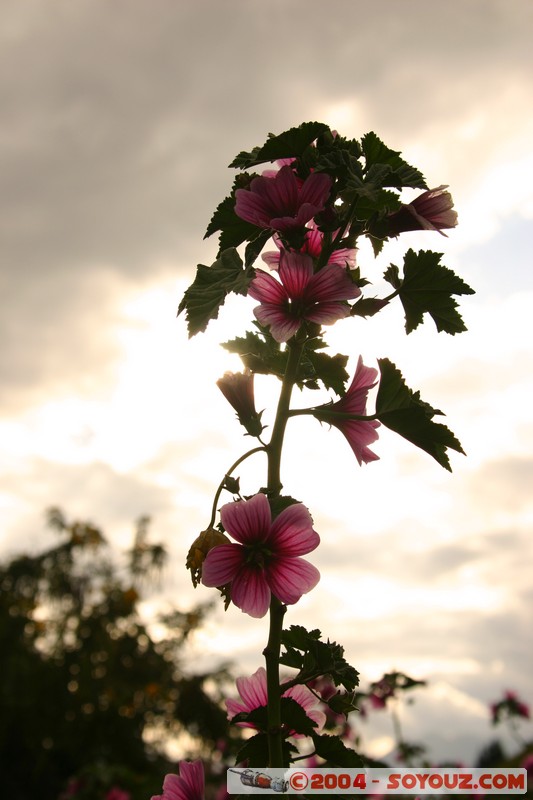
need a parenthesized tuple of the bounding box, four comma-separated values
(231, 704, 268, 731)
(376, 358, 465, 471)
(361, 131, 427, 189)
(204, 174, 261, 250)
(304, 350, 350, 395)
(222, 326, 288, 379)
(350, 297, 389, 318)
(229, 121, 331, 169)
(244, 228, 273, 267)
(235, 732, 270, 767)
(178, 248, 252, 336)
(280, 626, 359, 692)
(384, 249, 475, 334)
(280, 696, 318, 736)
(327, 690, 359, 717)
(311, 733, 365, 767)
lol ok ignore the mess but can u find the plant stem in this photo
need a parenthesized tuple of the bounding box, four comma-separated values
(264, 336, 305, 767)
(263, 595, 287, 767)
(267, 339, 304, 496)
(208, 446, 266, 528)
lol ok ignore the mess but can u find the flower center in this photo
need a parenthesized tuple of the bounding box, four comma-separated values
(244, 542, 273, 569)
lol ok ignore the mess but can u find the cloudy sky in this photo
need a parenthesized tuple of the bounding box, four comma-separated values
(1, 0, 532, 764)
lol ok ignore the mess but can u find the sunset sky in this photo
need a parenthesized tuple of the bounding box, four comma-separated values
(1, 0, 532, 763)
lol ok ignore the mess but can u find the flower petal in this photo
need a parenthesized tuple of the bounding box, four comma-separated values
(231, 567, 271, 618)
(306, 264, 360, 303)
(220, 493, 272, 545)
(278, 251, 314, 299)
(298, 171, 332, 209)
(178, 762, 205, 800)
(235, 667, 268, 711)
(234, 189, 272, 228)
(248, 270, 288, 305)
(256, 165, 298, 211)
(201, 544, 243, 586)
(253, 304, 301, 343)
(268, 503, 319, 556)
(336, 420, 380, 465)
(306, 301, 351, 325)
(266, 557, 320, 605)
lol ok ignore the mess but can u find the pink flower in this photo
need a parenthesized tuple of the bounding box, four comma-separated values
(387, 185, 458, 237)
(234, 165, 332, 232)
(151, 760, 204, 800)
(249, 251, 360, 343)
(262, 223, 357, 270)
(201, 493, 320, 618)
(226, 666, 326, 736)
(106, 789, 131, 800)
(216, 371, 263, 437)
(313, 356, 380, 465)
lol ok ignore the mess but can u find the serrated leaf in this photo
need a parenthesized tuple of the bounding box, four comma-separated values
(229, 121, 330, 169)
(280, 697, 318, 736)
(204, 175, 261, 250)
(376, 358, 465, 471)
(280, 626, 359, 691)
(311, 733, 364, 767)
(222, 327, 288, 379)
(178, 248, 252, 337)
(328, 691, 359, 717)
(282, 624, 322, 650)
(350, 297, 389, 318)
(361, 131, 427, 189)
(305, 350, 350, 395)
(385, 249, 475, 334)
(244, 228, 274, 267)
(231, 705, 268, 731)
(235, 732, 278, 767)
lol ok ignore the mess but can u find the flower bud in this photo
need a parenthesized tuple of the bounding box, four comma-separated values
(186, 527, 230, 587)
(216, 371, 264, 437)
(387, 185, 458, 237)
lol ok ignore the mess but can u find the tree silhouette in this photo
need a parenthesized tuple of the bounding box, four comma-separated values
(0, 509, 234, 800)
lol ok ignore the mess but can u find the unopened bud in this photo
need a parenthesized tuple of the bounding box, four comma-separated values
(186, 527, 230, 587)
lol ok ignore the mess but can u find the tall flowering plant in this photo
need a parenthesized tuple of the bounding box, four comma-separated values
(178, 122, 474, 781)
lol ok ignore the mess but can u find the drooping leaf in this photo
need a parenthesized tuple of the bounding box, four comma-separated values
(376, 358, 465, 471)
(234, 732, 270, 767)
(178, 248, 252, 336)
(327, 690, 359, 717)
(361, 131, 427, 189)
(311, 733, 365, 767)
(229, 121, 331, 169)
(384, 249, 475, 334)
(280, 697, 318, 736)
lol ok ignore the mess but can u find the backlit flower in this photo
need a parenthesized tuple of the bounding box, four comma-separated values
(387, 185, 458, 237)
(249, 251, 360, 343)
(201, 493, 320, 618)
(226, 666, 326, 736)
(235, 165, 332, 233)
(313, 356, 380, 465)
(151, 760, 204, 800)
(262, 222, 357, 270)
